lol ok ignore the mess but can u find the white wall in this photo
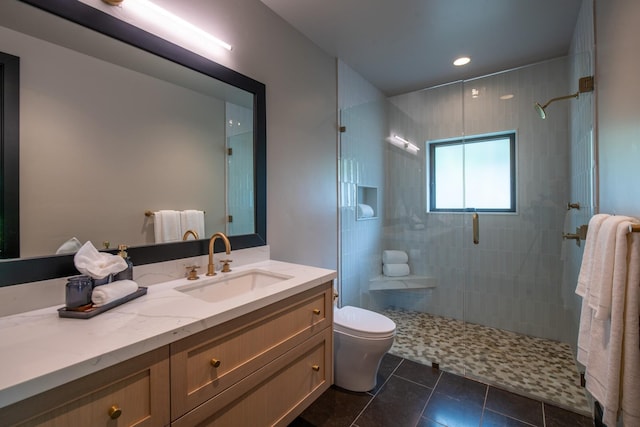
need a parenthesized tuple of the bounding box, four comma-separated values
(595, 0, 640, 217)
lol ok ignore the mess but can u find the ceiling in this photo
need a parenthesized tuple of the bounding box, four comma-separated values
(260, 0, 583, 96)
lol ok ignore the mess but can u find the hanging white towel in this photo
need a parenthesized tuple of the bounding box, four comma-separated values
(576, 217, 640, 426)
(153, 210, 181, 243)
(587, 215, 634, 318)
(382, 250, 409, 264)
(620, 232, 640, 426)
(576, 213, 609, 297)
(180, 210, 205, 239)
(576, 213, 609, 364)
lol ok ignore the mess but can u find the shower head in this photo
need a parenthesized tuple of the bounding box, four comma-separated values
(534, 76, 594, 119)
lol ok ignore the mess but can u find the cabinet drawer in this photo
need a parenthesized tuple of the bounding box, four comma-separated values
(1, 346, 170, 427)
(171, 282, 332, 417)
(172, 327, 332, 427)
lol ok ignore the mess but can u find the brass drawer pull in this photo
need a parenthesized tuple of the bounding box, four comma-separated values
(312, 365, 320, 372)
(313, 309, 321, 315)
(108, 405, 122, 419)
(210, 358, 221, 368)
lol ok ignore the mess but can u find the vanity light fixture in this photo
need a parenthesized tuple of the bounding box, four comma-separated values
(102, 0, 233, 51)
(453, 56, 471, 66)
(394, 135, 420, 151)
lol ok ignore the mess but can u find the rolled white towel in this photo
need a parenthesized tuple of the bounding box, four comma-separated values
(383, 263, 410, 277)
(92, 280, 139, 307)
(357, 204, 374, 218)
(382, 250, 408, 264)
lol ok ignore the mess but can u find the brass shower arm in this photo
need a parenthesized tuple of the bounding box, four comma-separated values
(535, 75, 594, 119)
(540, 92, 579, 110)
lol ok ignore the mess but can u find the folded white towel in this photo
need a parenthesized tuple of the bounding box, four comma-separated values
(383, 263, 410, 277)
(382, 250, 409, 264)
(56, 237, 83, 254)
(74, 241, 128, 280)
(153, 210, 181, 243)
(357, 204, 374, 218)
(180, 210, 205, 239)
(91, 280, 139, 307)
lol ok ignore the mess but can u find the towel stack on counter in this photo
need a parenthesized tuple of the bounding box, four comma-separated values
(73, 241, 139, 307)
(382, 250, 410, 277)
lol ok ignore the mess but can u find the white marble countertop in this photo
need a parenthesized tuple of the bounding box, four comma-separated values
(0, 260, 336, 408)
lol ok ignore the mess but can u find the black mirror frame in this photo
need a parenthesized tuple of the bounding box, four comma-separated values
(0, 0, 266, 287)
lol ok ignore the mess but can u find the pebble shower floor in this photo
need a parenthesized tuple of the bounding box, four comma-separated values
(381, 308, 591, 415)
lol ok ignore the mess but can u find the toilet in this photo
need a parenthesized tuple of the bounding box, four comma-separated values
(333, 305, 396, 392)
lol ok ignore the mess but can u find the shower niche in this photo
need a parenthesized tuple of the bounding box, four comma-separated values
(356, 186, 378, 220)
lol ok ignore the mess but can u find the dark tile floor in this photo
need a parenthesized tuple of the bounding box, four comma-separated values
(290, 354, 594, 427)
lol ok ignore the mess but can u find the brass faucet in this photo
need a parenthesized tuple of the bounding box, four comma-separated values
(182, 229, 199, 240)
(207, 232, 231, 276)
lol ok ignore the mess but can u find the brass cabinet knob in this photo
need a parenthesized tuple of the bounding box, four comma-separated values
(312, 365, 320, 372)
(210, 358, 221, 368)
(313, 309, 321, 315)
(108, 405, 122, 419)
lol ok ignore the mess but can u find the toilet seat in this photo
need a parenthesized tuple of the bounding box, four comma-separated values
(334, 305, 396, 339)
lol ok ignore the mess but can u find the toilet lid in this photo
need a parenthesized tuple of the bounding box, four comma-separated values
(334, 306, 396, 338)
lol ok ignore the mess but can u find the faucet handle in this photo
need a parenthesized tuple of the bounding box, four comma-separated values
(185, 265, 200, 280)
(220, 259, 232, 273)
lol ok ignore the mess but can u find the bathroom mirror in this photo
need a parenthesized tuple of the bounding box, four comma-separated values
(0, 0, 266, 286)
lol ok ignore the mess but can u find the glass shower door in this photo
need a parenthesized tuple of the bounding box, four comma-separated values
(460, 57, 592, 413)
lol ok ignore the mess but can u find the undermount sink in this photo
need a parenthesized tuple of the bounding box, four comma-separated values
(176, 269, 293, 303)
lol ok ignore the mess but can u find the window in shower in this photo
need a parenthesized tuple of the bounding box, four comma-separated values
(428, 132, 516, 212)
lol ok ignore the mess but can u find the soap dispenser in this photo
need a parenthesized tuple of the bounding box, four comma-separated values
(115, 244, 133, 281)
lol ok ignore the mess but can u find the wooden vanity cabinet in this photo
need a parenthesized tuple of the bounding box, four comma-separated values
(170, 281, 334, 426)
(0, 346, 171, 427)
(0, 281, 333, 427)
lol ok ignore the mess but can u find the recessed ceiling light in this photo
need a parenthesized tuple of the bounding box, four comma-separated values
(453, 56, 471, 66)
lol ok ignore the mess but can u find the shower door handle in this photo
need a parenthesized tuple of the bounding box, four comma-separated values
(472, 213, 479, 245)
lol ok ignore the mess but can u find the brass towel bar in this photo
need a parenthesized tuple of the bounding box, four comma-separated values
(629, 224, 640, 233)
(145, 210, 205, 217)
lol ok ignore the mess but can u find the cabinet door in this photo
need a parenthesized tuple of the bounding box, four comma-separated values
(1, 347, 170, 427)
(173, 327, 332, 427)
(171, 282, 333, 417)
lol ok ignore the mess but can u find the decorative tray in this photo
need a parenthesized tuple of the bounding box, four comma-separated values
(58, 287, 147, 319)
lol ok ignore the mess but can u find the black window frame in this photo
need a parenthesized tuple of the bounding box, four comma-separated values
(428, 132, 516, 213)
